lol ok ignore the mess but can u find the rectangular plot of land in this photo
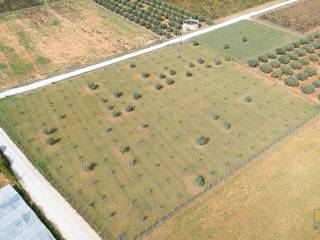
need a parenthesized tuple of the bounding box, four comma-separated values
(0, 40, 317, 239)
(194, 20, 299, 60)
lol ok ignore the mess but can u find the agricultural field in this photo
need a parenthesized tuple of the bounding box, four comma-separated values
(194, 20, 299, 60)
(260, 0, 320, 34)
(146, 115, 320, 240)
(95, 0, 211, 37)
(0, 0, 56, 13)
(164, 0, 274, 19)
(247, 32, 320, 101)
(0, 0, 156, 90)
(0, 36, 318, 239)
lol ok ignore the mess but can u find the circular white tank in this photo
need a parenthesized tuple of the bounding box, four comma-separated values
(182, 19, 200, 32)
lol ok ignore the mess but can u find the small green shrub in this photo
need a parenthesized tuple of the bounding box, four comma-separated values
(166, 78, 175, 85)
(290, 62, 302, 70)
(194, 175, 205, 187)
(312, 80, 320, 88)
(128, 159, 137, 166)
(159, 73, 166, 79)
(278, 55, 290, 64)
(284, 76, 299, 87)
(309, 54, 319, 62)
(304, 67, 317, 77)
(119, 145, 130, 154)
(288, 52, 298, 61)
(292, 41, 301, 48)
(214, 59, 222, 65)
(299, 37, 310, 45)
(242, 36, 247, 42)
(284, 44, 294, 51)
(43, 127, 57, 135)
(186, 71, 193, 77)
(46, 137, 60, 145)
(189, 62, 195, 68)
(271, 70, 282, 78)
(113, 90, 123, 98)
(224, 56, 231, 61)
(87, 82, 98, 90)
(196, 136, 209, 145)
(300, 85, 315, 94)
(266, 52, 277, 59)
(260, 64, 273, 73)
(169, 69, 176, 75)
(126, 105, 135, 112)
(247, 59, 259, 68)
(304, 44, 315, 53)
(83, 162, 96, 172)
(198, 58, 205, 64)
(299, 57, 310, 66)
(224, 43, 230, 49)
(155, 83, 163, 90)
(112, 111, 121, 118)
(141, 72, 150, 78)
(244, 96, 252, 103)
(270, 59, 280, 68)
(297, 72, 309, 81)
(205, 63, 212, 68)
(281, 66, 293, 76)
(133, 92, 142, 100)
(275, 47, 286, 55)
(224, 122, 231, 130)
(212, 114, 220, 120)
(129, 63, 136, 68)
(295, 48, 306, 57)
(192, 40, 199, 46)
(258, 55, 268, 63)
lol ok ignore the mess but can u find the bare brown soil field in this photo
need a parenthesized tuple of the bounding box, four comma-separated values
(260, 0, 320, 33)
(0, 0, 156, 90)
(146, 115, 320, 240)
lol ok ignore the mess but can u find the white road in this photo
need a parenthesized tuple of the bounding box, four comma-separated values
(0, 128, 101, 240)
(0, 1, 299, 240)
(0, 0, 298, 100)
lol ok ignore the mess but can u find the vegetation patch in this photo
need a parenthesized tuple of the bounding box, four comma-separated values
(0, 36, 317, 239)
(194, 20, 299, 60)
(260, 0, 320, 33)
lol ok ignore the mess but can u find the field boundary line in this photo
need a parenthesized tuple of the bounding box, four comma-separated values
(0, 128, 102, 240)
(133, 110, 320, 239)
(0, 0, 298, 99)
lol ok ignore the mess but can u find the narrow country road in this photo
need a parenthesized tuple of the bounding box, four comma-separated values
(0, 0, 298, 99)
(0, 1, 299, 240)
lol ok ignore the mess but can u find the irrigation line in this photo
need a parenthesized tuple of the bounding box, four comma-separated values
(132, 110, 320, 240)
(0, 0, 298, 99)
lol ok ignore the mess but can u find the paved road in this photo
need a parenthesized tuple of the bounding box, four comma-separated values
(0, 0, 298, 100)
(0, 1, 299, 240)
(0, 129, 101, 240)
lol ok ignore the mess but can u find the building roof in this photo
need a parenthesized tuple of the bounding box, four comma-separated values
(0, 185, 55, 240)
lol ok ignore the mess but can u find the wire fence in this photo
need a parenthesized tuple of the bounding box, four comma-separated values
(2, 108, 320, 240)
(131, 110, 320, 240)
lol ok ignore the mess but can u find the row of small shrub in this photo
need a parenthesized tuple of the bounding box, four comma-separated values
(95, 0, 210, 37)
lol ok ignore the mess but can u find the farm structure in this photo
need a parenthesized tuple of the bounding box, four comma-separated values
(182, 19, 200, 32)
(0, 20, 317, 239)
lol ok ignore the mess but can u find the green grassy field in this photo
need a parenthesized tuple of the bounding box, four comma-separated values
(195, 20, 300, 60)
(0, 38, 317, 239)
